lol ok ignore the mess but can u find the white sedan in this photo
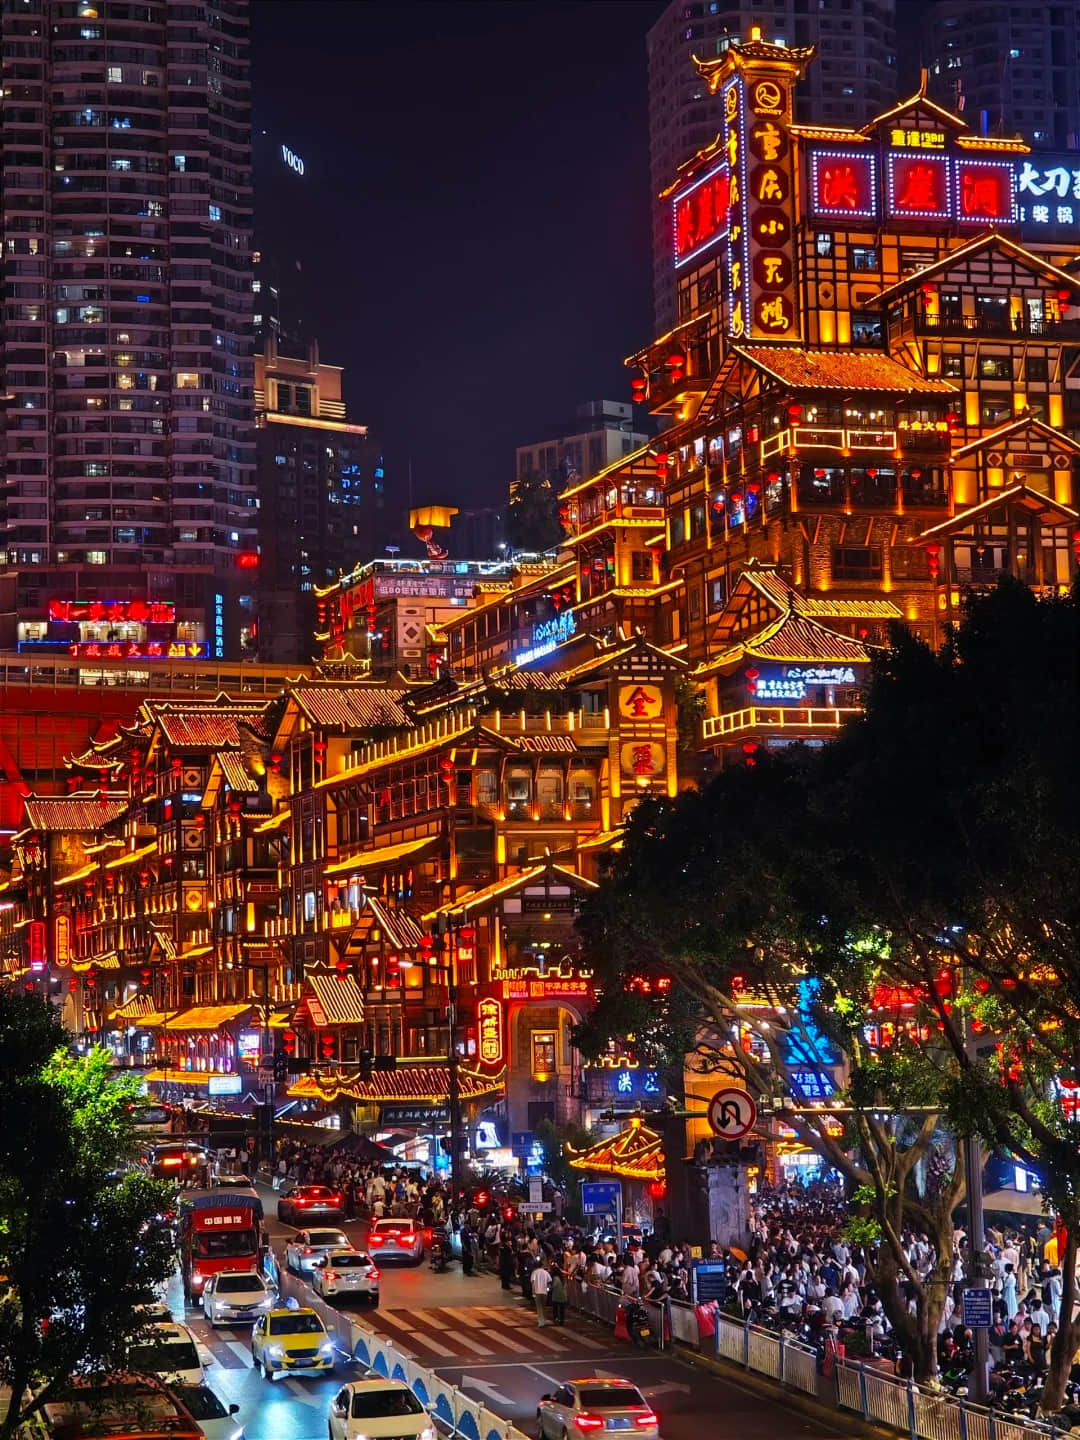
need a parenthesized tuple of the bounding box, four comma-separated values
(365, 1219, 423, 1264)
(537, 1378, 660, 1439)
(171, 1385, 243, 1440)
(284, 1228, 350, 1274)
(311, 1250, 380, 1305)
(328, 1381, 434, 1440)
(201, 1270, 273, 1327)
(128, 1322, 206, 1387)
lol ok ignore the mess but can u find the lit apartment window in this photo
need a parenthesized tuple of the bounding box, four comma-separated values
(107, 66, 122, 82)
(208, 204, 221, 222)
(176, 373, 199, 389)
(86, 551, 107, 565)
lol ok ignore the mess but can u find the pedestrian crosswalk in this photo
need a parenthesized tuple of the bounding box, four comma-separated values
(365, 1305, 613, 1363)
(184, 1300, 615, 1371)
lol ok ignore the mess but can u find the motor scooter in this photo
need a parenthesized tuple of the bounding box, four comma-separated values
(429, 1227, 454, 1272)
(624, 1300, 653, 1348)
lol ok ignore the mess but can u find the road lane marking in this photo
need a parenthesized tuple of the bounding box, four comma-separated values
(524, 1326, 574, 1352)
(402, 1308, 452, 1328)
(226, 1340, 254, 1366)
(525, 1363, 568, 1388)
(561, 1329, 607, 1350)
(479, 1329, 532, 1353)
(444, 1331, 495, 1357)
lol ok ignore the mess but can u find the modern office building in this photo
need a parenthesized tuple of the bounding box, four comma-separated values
(255, 333, 382, 662)
(925, 1, 1080, 152)
(513, 400, 649, 493)
(0, 0, 257, 660)
(647, 0, 897, 334)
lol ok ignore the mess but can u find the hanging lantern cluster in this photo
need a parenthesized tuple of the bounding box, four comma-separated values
(653, 450, 669, 480)
(438, 757, 455, 786)
(666, 351, 686, 383)
(631, 375, 647, 405)
(320, 1033, 335, 1059)
(926, 542, 941, 579)
(550, 583, 574, 612)
(283, 1030, 297, 1055)
(742, 741, 759, 768)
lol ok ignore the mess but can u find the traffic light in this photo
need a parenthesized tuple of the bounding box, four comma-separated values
(273, 1050, 287, 1084)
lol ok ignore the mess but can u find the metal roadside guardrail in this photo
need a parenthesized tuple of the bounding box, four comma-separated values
(275, 1262, 529, 1440)
(677, 1303, 1058, 1440)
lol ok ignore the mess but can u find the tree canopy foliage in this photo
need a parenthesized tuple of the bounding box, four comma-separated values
(0, 991, 176, 1440)
(576, 580, 1080, 1398)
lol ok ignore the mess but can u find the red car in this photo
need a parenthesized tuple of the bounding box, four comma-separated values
(276, 1184, 345, 1226)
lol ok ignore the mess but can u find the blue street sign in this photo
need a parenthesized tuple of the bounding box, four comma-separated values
(962, 1288, 993, 1329)
(581, 1181, 622, 1214)
(511, 1132, 535, 1156)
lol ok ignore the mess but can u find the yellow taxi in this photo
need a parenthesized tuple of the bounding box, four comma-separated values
(250, 1307, 336, 1381)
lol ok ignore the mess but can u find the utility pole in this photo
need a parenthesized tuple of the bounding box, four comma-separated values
(447, 943, 462, 1204)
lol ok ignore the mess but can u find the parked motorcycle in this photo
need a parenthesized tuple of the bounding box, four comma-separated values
(624, 1300, 653, 1348)
(429, 1228, 454, 1273)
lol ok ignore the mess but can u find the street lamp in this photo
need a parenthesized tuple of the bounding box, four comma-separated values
(419, 919, 473, 1201)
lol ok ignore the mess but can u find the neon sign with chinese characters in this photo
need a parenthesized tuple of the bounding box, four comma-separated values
(49, 598, 176, 624)
(724, 76, 750, 339)
(809, 150, 878, 220)
(673, 162, 730, 268)
(887, 153, 951, 219)
(744, 74, 799, 340)
(956, 160, 1016, 224)
(477, 997, 504, 1067)
(1015, 157, 1080, 238)
(68, 640, 209, 659)
(888, 128, 945, 150)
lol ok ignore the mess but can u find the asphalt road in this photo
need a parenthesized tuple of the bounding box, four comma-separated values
(164, 1183, 843, 1440)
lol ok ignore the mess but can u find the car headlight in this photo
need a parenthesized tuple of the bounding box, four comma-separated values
(318, 1342, 335, 1358)
(420, 1428, 436, 1440)
(265, 1344, 284, 1359)
(256, 1296, 272, 1309)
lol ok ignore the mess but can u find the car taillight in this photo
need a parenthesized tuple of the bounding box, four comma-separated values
(368, 1236, 384, 1246)
(161, 1157, 182, 1167)
(635, 1415, 659, 1428)
(186, 1155, 199, 1166)
(303, 1247, 312, 1254)
(324, 1271, 336, 1282)
(399, 1233, 416, 1244)
(576, 1417, 605, 1432)
(368, 1268, 380, 1281)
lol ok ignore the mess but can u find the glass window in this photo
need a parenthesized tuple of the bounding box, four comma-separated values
(851, 246, 879, 272)
(815, 232, 834, 257)
(476, 770, 497, 806)
(531, 1030, 557, 1078)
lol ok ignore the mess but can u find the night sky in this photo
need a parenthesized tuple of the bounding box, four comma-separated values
(251, 0, 665, 534)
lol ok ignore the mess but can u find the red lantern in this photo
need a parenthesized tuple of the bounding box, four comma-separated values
(867, 467, 878, 479)
(746, 424, 760, 444)
(1058, 288, 1072, 302)
(459, 924, 476, 944)
(742, 741, 759, 768)
(68, 976, 78, 993)
(711, 495, 724, 512)
(439, 758, 455, 784)
(945, 411, 959, 428)
(748, 481, 761, 495)
(814, 468, 826, 479)
(730, 490, 743, 504)
(647, 1181, 667, 1200)
(654, 450, 669, 477)
(283, 1030, 296, 1055)
(336, 958, 349, 978)
(766, 471, 780, 485)
(86, 966, 98, 986)
(320, 1033, 335, 1057)
(631, 376, 647, 404)
(911, 468, 923, 479)
(787, 403, 802, 422)
(926, 541, 941, 579)
(140, 967, 152, 987)
(666, 351, 686, 382)
(418, 933, 434, 958)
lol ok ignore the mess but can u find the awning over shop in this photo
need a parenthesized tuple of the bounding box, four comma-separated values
(323, 834, 439, 878)
(72, 953, 120, 972)
(286, 1061, 505, 1106)
(302, 970, 365, 1026)
(105, 841, 158, 871)
(110, 992, 160, 1023)
(423, 860, 597, 922)
(163, 1003, 251, 1032)
(143, 1069, 236, 1085)
(567, 1117, 665, 1181)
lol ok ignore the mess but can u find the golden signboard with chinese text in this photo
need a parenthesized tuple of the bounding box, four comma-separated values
(620, 740, 666, 779)
(477, 996, 504, 1067)
(54, 913, 72, 966)
(743, 71, 800, 342)
(617, 683, 663, 720)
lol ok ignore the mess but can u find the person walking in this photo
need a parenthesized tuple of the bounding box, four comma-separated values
(498, 1238, 517, 1291)
(551, 1263, 568, 1326)
(531, 1258, 552, 1328)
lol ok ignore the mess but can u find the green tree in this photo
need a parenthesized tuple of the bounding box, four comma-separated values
(507, 470, 562, 553)
(0, 991, 177, 1440)
(798, 581, 1080, 1410)
(576, 580, 1080, 1400)
(573, 768, 964, 1382)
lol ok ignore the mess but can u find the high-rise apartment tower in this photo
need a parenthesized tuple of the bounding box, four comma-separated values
(0, 0, 257, 660)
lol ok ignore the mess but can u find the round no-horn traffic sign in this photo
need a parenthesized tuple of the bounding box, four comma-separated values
(707, 1087, 758, 1139)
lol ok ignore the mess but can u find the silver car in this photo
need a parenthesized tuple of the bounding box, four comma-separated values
(311, 1250, 380, 1305)
(284, 1228, 350, 1275)
(366, 1218, 423, 1264)
(201, 1270, 273, 1327)
(537, 1379, 660, 1439)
